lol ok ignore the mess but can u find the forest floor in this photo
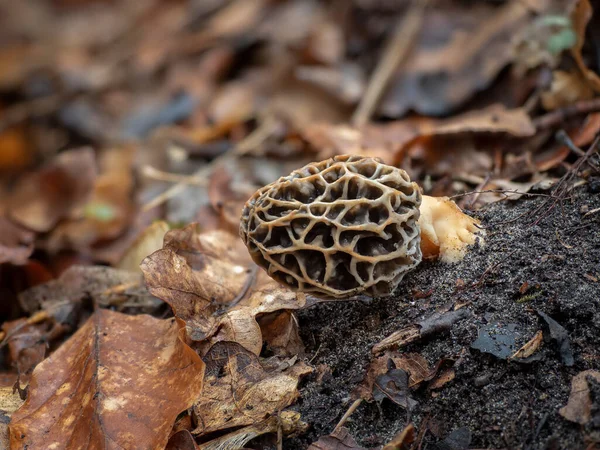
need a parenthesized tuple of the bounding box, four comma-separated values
(291, 186, 600, 449)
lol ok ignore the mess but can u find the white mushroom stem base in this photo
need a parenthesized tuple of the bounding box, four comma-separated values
(418, 195, 484, 263)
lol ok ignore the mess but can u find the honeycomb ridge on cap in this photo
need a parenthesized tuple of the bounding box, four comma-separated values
(239, 155, 422, 299)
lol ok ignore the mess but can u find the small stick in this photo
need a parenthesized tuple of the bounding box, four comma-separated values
(333, 399, 363, 433)
(141, 116, 278, 212)
(533, 97, 600, 130)
(141, 165, 208, 186)
(351, 0, 428, 127)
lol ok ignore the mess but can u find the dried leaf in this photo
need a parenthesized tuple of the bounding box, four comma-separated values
(199, 411, 307, 450)
(538, 310, 574, 366)
(510, 330, 544, 360)
(308, 427, 368, 450)
(0, 217, 34, 265)
(19, 265, 159, 316)
(1, 319, 48, 375)
(166, 430, 199, 450)
(141, 225, 306, 354)
(192, 341, 310, 437)
(373, 307, 471, 354)
(47, 145, 136, 253)
(116, 220, 170, 272)
(0, 125, 32, 172)
(570, 0, 600, 93)
(356, 352, 429, 401)
(382, 424, 415, 450)
(372, 364, 417, 410)
(259, 311, 305, 357)
(380, 2, 533, 116)
(559, 370, 600, 425)
(304, 104, 535, 165)
(7, 148, 96, 232)
(10, 309, 205, 450)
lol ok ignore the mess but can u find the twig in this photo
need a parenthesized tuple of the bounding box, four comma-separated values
(141, 165, 208, 186)
(532, 134, 600, 225)
(141, 116, 278, 212)
(533, 97, 600, 130)
(333, 399, 363, 433)
(556, 130, 586, 157)
(351, 0, 428, 126)
(277, 413, 283, 450)
(466, 173, 491, 209)
(449, 188, 561, 200)
(583, 206, 600, 218)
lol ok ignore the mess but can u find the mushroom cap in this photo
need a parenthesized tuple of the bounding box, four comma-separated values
(239, 155, 422, 299)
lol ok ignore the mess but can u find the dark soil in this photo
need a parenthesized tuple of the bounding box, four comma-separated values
(289, 186, 600, 449)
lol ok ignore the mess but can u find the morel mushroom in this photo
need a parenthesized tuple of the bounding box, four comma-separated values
(239, 155, 422, 298)
(240, 155, 483, 299)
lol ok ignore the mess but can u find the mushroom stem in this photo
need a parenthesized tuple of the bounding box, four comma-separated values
(418, 195, 484, 263)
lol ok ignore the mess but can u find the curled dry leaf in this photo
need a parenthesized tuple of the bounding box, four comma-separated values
(192, 341, 311, 437)
(10, 309, 205, 450)
(559, 370, 600, 425)
(355, 352, 429, 401)
(141, 225, 306, 354)
(510, 330, 544, 360)
(0, 217, 34, 265)
(1, 318, 48, 375)
(7, 148, 96, 232)
(304, 104, 535, 166)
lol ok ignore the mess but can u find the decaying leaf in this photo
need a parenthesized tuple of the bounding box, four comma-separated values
(10, 309, 205, 450)
(570, 0, 600, 93)
(356, 352, 429, 401)
(559, 370, 600, 425)
(47, 145, 137, 254)
(7, 148, 96, 232)
(308, 427, 367, 450)
(372, 362, 418, 410)
(1, 318, 48, 375)
(192, 341, 311, 437)
(19, 265, 160, 316)
(538, 310, 574, 366)
(382, 424, 415, 450)
(141, 225, 306, 354)
(0, 217, 34, 265)
(380, 1, 534, 116)
(510, 330, 544, 360)
(198, 411, 308, 450)
(373, 307, 471, 354)
(166, 430, 199, 450)
(116, 220, 170, 272)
